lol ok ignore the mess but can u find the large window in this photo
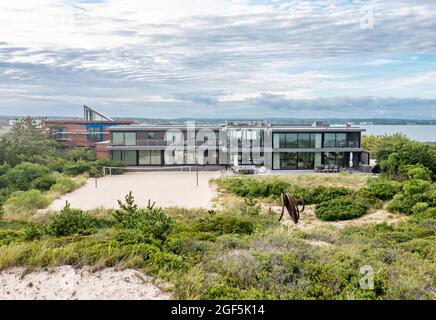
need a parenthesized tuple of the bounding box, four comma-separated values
(322, 152, 347, 167)
(125, 132, 136, 146)
(323, 133, 336, 147)
(274, 133, 322, 149)
(280, 152, 297, 169)
(111, 132, 136, 146)
(112, 150, 122, 161)
(298, 133, 310, 148)
(273, 152, 315, 169)
(124, 150, 137, 166)
(139, 150, 161, 165)
(323, 133, 352, 148)
(285, 133, 298, 148)
(336, 133, 348, 148)
(298, 153, 314, 169)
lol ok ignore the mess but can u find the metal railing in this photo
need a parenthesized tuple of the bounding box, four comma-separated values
(111, 139, 220, 147)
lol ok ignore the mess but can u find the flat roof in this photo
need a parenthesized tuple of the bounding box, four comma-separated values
(44, 120, 133, 124)
(109, 124, 365, 132)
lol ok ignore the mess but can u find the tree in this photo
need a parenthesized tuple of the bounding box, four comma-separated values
(0, 117, 58, 166)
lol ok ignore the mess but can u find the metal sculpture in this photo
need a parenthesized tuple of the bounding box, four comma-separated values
(278, 193, 305, 224)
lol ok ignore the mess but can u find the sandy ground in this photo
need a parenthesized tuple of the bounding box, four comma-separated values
(268, 204, 409, 230)
(0, 266, 171, 300)
(48, 171, 220, 211)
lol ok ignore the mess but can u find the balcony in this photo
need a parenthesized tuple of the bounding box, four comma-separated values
(110, 139, 220, 147)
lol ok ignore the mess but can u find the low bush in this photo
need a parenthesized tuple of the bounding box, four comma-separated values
(240, 197, 261, 216)
(30, 174, 58, 191)
(364, 177, 402, 201)
(0, 162, 49, 191)
(112, 193, 173, 242)
(315, 198, 368, 221)
(194, 214, 255, 235)
(400, 164, 432, 181)
(0, 229, 24, 246)
(387, 179, 434, 214)
(218, 177, 354, 205)
(307, 186, 352, 204)
(64, 160, 92, 176)
(46, 203, 99, 236)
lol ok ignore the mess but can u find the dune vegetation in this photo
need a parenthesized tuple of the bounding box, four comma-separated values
(0, 119, 434, 300)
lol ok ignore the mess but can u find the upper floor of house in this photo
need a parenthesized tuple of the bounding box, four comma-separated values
(107, 121, 365, 151)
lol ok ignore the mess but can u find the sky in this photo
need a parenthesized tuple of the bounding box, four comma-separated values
(0, 0, 435, 119)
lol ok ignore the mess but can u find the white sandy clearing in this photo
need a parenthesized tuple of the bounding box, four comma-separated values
(0, 266, 171, 300)
(48, 171, 220, 211)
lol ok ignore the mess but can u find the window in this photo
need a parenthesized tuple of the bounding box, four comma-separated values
(336, 133, 348, 148)
(147, 132, 155, 139)
(323, 133, 336, 147)
(51, 126, 67, 139)
(125, 132, 136, 146)
(88, 127, 101, 142)
(298, 133, 310, 148)
(112, 150, 122, 161)
(124, 151, 137, 166)
(298, 153, 314, 169)
(112, 132, 124, 145)
(323, 152, 336, 165)
(285, 133, 298, 148)
(139, 150, 161, 165)
(280, 152, 297, 169)
(279, 134, 286, 148)
(111, 132, 136, 146)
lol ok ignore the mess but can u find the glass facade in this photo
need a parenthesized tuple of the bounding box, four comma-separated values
(110, 128, 362, 169)
(273, 132, 359, 149)
(139, 150, 161, 165)
(111, 132, 137, 146)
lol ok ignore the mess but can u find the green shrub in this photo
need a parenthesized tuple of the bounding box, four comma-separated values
(411, 202, 429, 215)
(113, 193, 173, 242)
(240, 197, 261, 216)
(364, 178, 402, 200)
(62, 148, 96, 162)
(400, 164, 432, 181)
(23, 224, 46, 241)
(387, 179, 434, 214)
(0, 162, 49, 191)
(30, 174, 57, 191)
(3, 189, 50, 218)
(46, 203, 98, 236)
(308, 186, 352, 204)
(0, 229, 24, 246)
(194, 214, 255, 235)
(64, 160, 92, 176)
(315, 198, 368, 221)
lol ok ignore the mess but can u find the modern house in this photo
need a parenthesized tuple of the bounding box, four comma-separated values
(106, 121, 370, 171)
(43, 106, 133, 154)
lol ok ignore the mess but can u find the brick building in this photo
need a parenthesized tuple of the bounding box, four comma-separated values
(43, 105, 133, 158)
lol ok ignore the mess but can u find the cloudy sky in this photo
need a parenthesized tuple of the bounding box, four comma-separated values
(0, 0, 435, 119)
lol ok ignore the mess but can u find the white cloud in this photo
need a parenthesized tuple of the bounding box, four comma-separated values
(0, 0, 435, 118)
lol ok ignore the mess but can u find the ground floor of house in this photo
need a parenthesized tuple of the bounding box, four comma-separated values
(110, 149, 369, 170)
